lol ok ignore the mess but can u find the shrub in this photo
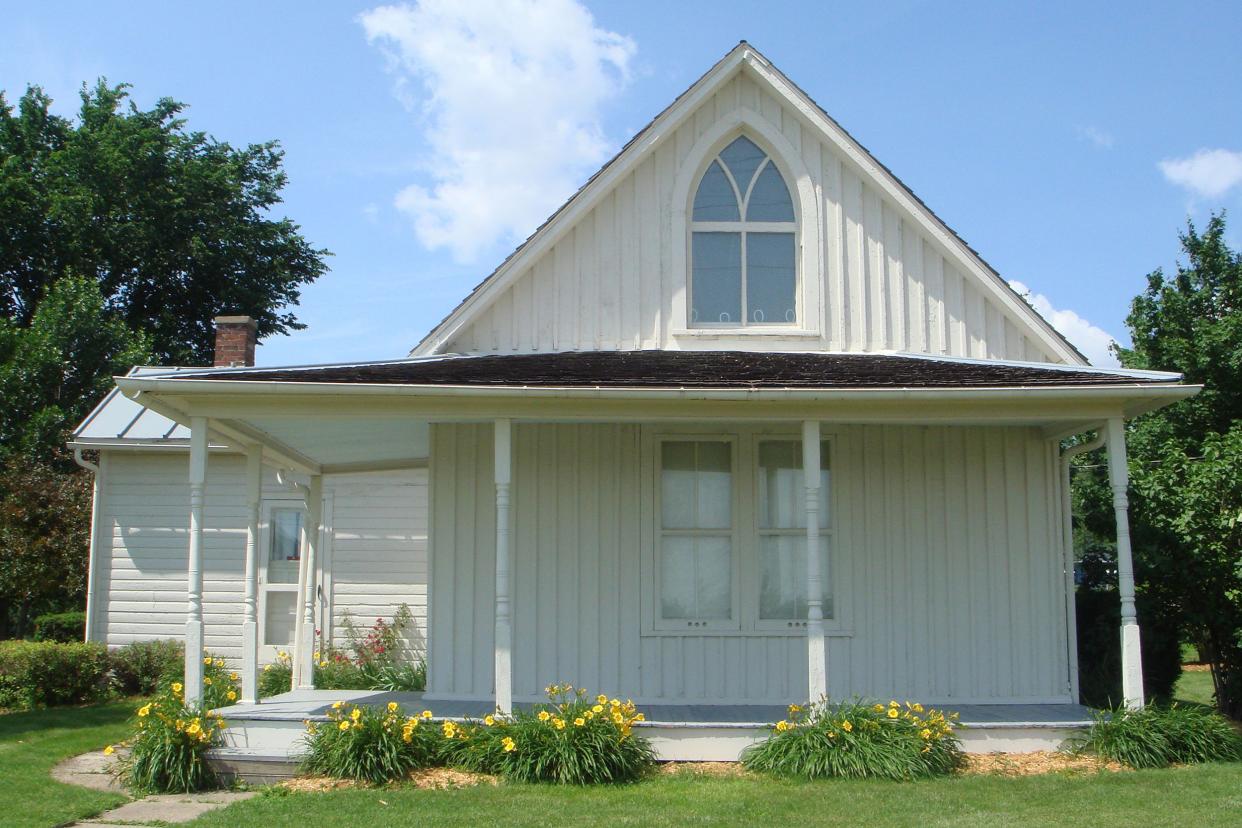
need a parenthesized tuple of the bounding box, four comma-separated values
(110, 639, 184, 696)
(742, 699, 964, 780)
(259, 651, 294, 698)
(113, 653, 239, 793)
(1073, 703, 1242, 768)
(301, 700, 443, 784)
(444, 684, 656, 785)
(32, 610, 86, 642)
(366, 660, 427, 692)
(0, 639, 110, 709)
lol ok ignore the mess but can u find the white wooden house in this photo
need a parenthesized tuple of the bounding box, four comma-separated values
(72, 43, 1196, 765)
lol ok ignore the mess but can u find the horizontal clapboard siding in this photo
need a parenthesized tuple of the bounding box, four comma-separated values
(429, 423, 1071, 704)
(94, 452, 427, 660)
(443, 71, 1056, 364)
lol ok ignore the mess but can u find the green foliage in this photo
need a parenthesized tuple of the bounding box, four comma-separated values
(1074, 703, 1242, 768)
(115, 653, 239, 793)
(444, 684, 656, 785)
(301, 700, 443, 784)
(0, 275, 149, 463)
(109, 639, 185, 696)
(31, 610, 85, 642)
(0, 456, 92, 637)
(259, 606, 426, 698)
(742, 699, 964, 780)
(0, 81, 329, 366)
(0, 639, 109, 709)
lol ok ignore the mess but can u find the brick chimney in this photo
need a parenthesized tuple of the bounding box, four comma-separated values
(213, 316, 258, 367)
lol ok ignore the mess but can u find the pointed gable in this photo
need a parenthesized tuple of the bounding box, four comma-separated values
(414, 43, 1085, 366)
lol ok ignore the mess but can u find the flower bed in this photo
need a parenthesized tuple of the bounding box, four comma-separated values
(742, 699, 964, 780)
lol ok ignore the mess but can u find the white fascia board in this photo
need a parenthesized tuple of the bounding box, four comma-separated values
(890, 351, 1182, 382)
(116, 374, 1199, 405)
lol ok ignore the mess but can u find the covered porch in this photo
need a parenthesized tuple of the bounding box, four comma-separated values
(112, 351, 1193, 761)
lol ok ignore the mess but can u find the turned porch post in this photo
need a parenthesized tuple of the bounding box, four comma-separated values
(1106, 417, 1145, 709)
(294, 474, 324, 691)
(184, 417, 208, 706)
(240, 445, 262, 704)
(494, 419, 513, 714)
(803, 420, 827, 701)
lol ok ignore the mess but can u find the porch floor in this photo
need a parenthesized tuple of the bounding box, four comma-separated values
(215, 690, 1093, 729)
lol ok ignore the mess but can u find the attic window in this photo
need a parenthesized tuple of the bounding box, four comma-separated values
(690, 136, 797, 327)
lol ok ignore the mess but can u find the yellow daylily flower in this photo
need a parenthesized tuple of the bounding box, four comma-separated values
(552, 718, 565, 730)
(596, 695, 608, 705)
(339, 721, 350, 731)
(775, 720, 789, 732)
(137, 704, 151, 718)
(171, 682, 183, 694)
(573, 717, 585, 727)
(203, 677, 213, 686)
(842, 720, 853, 732)
(592, 704, 604, 713)
(204, 657, 213, 666)
(350, 708, 362, 722)
(226, 690, 238, 701)
(484, 715, 496, 726)
(103, 745, 114, 755)
(887, 708, 899, 719)
(332, 700, 344, 709)
(387, 702, 400, 713)
(538, 710, 551, 722)
(920, 729, 932, 740)
(421, 710, 433, 719)
(229, 672, 239, 681)
(502, 736, 516, 752)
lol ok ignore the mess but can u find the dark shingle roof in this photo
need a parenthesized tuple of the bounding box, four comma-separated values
(189, 351, 1172, 390)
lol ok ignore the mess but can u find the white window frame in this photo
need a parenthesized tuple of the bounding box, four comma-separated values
(643, 426, 845, 638)
(689, 140, 799, 328)
(653, 434, 742, 632)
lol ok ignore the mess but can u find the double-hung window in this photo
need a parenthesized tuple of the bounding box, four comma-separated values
(658, 439, 737, 629)
(261, 505, 304, 648)
(755, 440, 832, 630)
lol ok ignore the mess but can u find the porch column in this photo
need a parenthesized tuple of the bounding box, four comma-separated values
(1106, 417, 1145, 709)
(240, 445, 262, 704)
(295, 474, 324, 690)
(184, 417, 208, 707)
(802, 421, 827, 702)
(494, 419, 513, 714)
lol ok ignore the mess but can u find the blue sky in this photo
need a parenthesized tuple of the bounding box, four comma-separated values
(5, 1, 1241, 367)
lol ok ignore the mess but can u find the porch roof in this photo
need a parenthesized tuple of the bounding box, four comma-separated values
(103, 350, 1197, 475)
(135, 350, 1179, 390)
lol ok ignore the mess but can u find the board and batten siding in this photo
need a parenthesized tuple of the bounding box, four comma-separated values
(91, 451, 428, 660)
(428, 423, 1072, 704)
(440, 70, 1057, 364)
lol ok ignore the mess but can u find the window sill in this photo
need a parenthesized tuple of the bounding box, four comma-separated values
(671, 328, 822, 338)
(641, 627, 853, 639)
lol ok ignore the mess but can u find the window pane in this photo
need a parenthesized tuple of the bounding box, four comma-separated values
(746, 233, 796, 324)
(759, 535, 833, 620)
(661, 442, 697, 529)
(695, 441, 732, 529)
(758, 440, 831, 529)
(661, 441, 732, 529)
(264, 591, 298, 645)
(719, 136, 766, 197)
(691, 232, 741, 324)
(268, 509, 304, 584)
(745, 162, 795, 221)
(661, 536, 733, 620)
(692, 160, 740, 221)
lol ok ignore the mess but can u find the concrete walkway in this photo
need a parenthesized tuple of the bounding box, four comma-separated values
(53, 751, 256, 826)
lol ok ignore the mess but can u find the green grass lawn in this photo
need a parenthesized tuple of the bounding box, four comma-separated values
(1175, 669, 1216, 707)
(0, 701, 134, 828)
(187, 764, 1242, 828)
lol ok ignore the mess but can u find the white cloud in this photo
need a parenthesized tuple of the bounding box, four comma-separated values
(1076, 125, 1114, 149)
(1009, 280, 1120, 367)
(1158, 148, 1242, 199)
(359, 1, 636, 263)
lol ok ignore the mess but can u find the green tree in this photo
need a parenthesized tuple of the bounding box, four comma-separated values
(0, 80, 329, 366)
(0, 275, 150, 463)
(1085, 213, 1242, 717)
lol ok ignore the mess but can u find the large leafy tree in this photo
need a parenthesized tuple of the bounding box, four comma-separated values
(0, 80, 329, 366)
(1084, 214, 1242, 717)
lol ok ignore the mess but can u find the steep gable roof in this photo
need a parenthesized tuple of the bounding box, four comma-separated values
(412, 41, 1086, 365)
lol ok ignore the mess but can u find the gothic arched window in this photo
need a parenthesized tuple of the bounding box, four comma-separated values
(690, 136, 797, 326)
